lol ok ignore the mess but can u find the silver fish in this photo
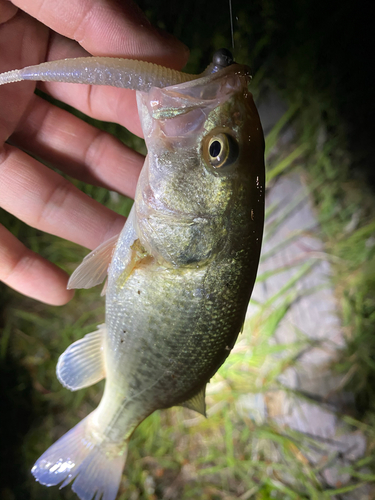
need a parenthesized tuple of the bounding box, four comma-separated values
(0, 49, 264, 500)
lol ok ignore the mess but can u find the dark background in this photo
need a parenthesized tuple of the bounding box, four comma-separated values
(139, 0, 374, 185)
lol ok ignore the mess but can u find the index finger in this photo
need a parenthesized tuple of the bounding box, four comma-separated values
(9, 0, 189, 68)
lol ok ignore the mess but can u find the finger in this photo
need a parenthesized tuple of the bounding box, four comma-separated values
(10, 93, 143, 196)
(30, 21, 179, 136)
(43, 33, 141, 135)
(0, 9, 49, 136)
(0, 144, 126, 251)
(0, 0, 18, 24)
(10, 0, 189, 67)
(0, 223, 74, 305)
(0, 15, 142, 140)
(13, 30, 143, 137)
(39, 77, 143, 138)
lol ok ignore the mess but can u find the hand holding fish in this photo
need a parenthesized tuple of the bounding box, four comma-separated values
(0, 0, 189, 305)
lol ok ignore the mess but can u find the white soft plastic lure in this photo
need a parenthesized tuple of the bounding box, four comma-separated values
(0, 49, 265, 500)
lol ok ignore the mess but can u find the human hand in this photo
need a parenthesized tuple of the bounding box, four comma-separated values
(0, 0, 189, 305)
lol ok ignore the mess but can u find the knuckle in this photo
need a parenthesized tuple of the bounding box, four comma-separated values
(35, 176, 73, 228)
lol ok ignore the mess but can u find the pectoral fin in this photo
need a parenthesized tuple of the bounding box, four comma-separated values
(57, 325, 106, 391)
(67, 234, 119, 290)
(180, 385, 207, 417)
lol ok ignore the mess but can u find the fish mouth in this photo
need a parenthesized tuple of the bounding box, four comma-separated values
(137, 64, 251, 141)
(149, 66, 249, 121)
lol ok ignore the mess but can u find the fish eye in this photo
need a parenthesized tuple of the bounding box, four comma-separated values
(204, 132, 239, 171)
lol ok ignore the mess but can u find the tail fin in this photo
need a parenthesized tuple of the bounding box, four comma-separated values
(31, 414, 127, 500)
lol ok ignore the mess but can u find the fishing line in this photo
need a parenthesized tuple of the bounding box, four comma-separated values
(229, 0, 234, 49)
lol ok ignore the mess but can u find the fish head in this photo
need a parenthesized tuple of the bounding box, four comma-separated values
(135, 64, 265, 266)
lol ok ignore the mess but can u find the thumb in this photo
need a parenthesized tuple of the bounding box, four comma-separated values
(10, 0, 190, 69)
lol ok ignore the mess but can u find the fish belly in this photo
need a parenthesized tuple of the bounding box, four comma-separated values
(99, 250, 253, 435)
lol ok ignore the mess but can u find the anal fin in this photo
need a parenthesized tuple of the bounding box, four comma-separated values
(57, 325, 106, 391)
(180, 385, 207, 417)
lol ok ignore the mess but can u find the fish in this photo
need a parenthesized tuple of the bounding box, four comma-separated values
(0, 49, 265, 500)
